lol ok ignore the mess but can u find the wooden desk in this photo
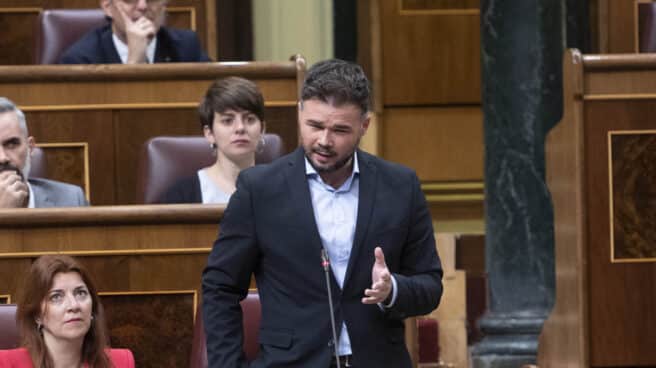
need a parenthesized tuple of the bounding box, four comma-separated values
(541, 49, 656, 367)
(0, 60, 305, 205)
(0, 204, 220, 367)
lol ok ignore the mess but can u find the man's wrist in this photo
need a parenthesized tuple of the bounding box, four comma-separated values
(379, 275, 398, 309)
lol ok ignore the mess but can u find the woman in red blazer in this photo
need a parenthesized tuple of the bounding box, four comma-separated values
(0, 255, 134, 367)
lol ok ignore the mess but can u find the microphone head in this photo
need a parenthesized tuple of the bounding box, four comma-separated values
(321, 249, 330, 270)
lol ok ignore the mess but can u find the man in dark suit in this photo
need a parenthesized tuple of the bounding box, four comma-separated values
(60, 0, 210, 64)
(0, 98, 88, 208)
(202, 59, 443, 367)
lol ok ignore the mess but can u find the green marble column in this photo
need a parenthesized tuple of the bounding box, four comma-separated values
(471, 1, 564, 367)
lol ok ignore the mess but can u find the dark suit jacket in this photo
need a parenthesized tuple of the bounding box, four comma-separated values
(0, 347, 135, 367)
(29, 178, 88, 207)
(158, 174, 203, 204)
(202, 148, 443, 368)
(59, 24, 211, 64)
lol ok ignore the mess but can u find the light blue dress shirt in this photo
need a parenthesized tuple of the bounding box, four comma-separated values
(305, 152, 397, 356)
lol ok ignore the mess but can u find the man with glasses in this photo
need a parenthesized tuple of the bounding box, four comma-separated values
(60, 0, 210, 64)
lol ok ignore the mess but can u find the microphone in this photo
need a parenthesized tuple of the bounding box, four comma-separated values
(321, 248, 341, 368)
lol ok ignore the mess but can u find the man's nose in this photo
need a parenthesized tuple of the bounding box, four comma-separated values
(318, 130, 332, 147)
(0, 148, 9, 164)
(135, 0, 148, 11)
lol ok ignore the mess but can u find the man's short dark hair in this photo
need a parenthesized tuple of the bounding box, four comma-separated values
(198, 77, 265, 130)
(301, 59, 370, 114)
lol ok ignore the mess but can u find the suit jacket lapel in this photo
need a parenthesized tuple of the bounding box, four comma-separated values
(343, 150, 377, 289)
(29, 180, 52, 208)
(154, 28, 176, 62)
(284, 148, 323, 249)
(285, 148, 342, 293)
(100, 26, 122, 63)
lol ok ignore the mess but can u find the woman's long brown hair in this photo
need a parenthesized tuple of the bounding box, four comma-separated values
(16, 255, 112, 368)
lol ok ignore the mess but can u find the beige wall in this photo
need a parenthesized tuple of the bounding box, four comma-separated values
(253, 0, 334, 65)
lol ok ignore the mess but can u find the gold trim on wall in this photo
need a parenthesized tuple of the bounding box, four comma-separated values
(397, 0, 479, 15)
(98, 289, 198, 320)
(422, 181, 485, 203)
(584, 93, 656, 100)
(167, 7, 197, 31)
(608, 129, 656, 263)
(0, 248, 211, 259)
(36, 142, 90, 201)
(19, 101, 296, 112)
(0, 294, 11, 304)
(0, 7, 42, 13)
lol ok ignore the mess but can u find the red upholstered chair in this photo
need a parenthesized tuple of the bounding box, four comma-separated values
(0, 304, 20, 349)
(34, 9, 107, 64)
(135, 134, 284, 204)
(189, 290, 262, 368)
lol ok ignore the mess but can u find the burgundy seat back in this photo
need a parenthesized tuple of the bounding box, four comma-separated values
(0, 304, 20, 349)
(29, 147, 47, 179)
(34, 9, 108, 64)
(639, 2, 656, 52)
(189, 291, 262, 368)
(136, 134, 284, 204)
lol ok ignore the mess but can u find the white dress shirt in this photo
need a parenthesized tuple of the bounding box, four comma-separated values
(112, 33, 157, 63)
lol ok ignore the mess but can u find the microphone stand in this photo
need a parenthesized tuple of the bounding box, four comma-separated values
(321, 249, 341, 368)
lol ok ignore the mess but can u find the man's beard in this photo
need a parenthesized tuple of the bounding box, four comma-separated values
(0, 153, 30, 182)
(306, 148, 355, 174)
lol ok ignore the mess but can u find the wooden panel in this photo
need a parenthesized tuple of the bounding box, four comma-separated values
(540, 49, 589, 368)
(36, 143, 88, 197)
(0, 0, 215, 65)
(0, 205, 219, 368)
(101, 291, 195, 368)
(584, 100, 656, 366)
(540, 50, 656, 368)
(401, 0, 479, 11)
(382, 107, 483, 181)
(0, 61, 304, 205)
(609, 131, 656, 260)
(380, 0, 480, 105)
(594, 0, 640, 54)
(26, 110, 115, 205)
(0, 9, 40, 65)
(167, 8, 195, 31)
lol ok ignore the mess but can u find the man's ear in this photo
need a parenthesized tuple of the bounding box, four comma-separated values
(100, 0, 113, 18)
(360, 113, 371, 136)
(27, 136, 35, 155)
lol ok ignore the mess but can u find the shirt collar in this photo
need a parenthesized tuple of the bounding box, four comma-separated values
(111, 33, 158, 64)
(26, 180, 35, 208)
(305, 151, 360, 191)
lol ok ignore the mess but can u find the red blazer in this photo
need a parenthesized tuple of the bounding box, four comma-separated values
(0, 347, 134, 368)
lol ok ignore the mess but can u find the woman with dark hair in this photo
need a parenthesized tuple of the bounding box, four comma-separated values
(0, 255, 134, 367)
(160, 76, 266, 204)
